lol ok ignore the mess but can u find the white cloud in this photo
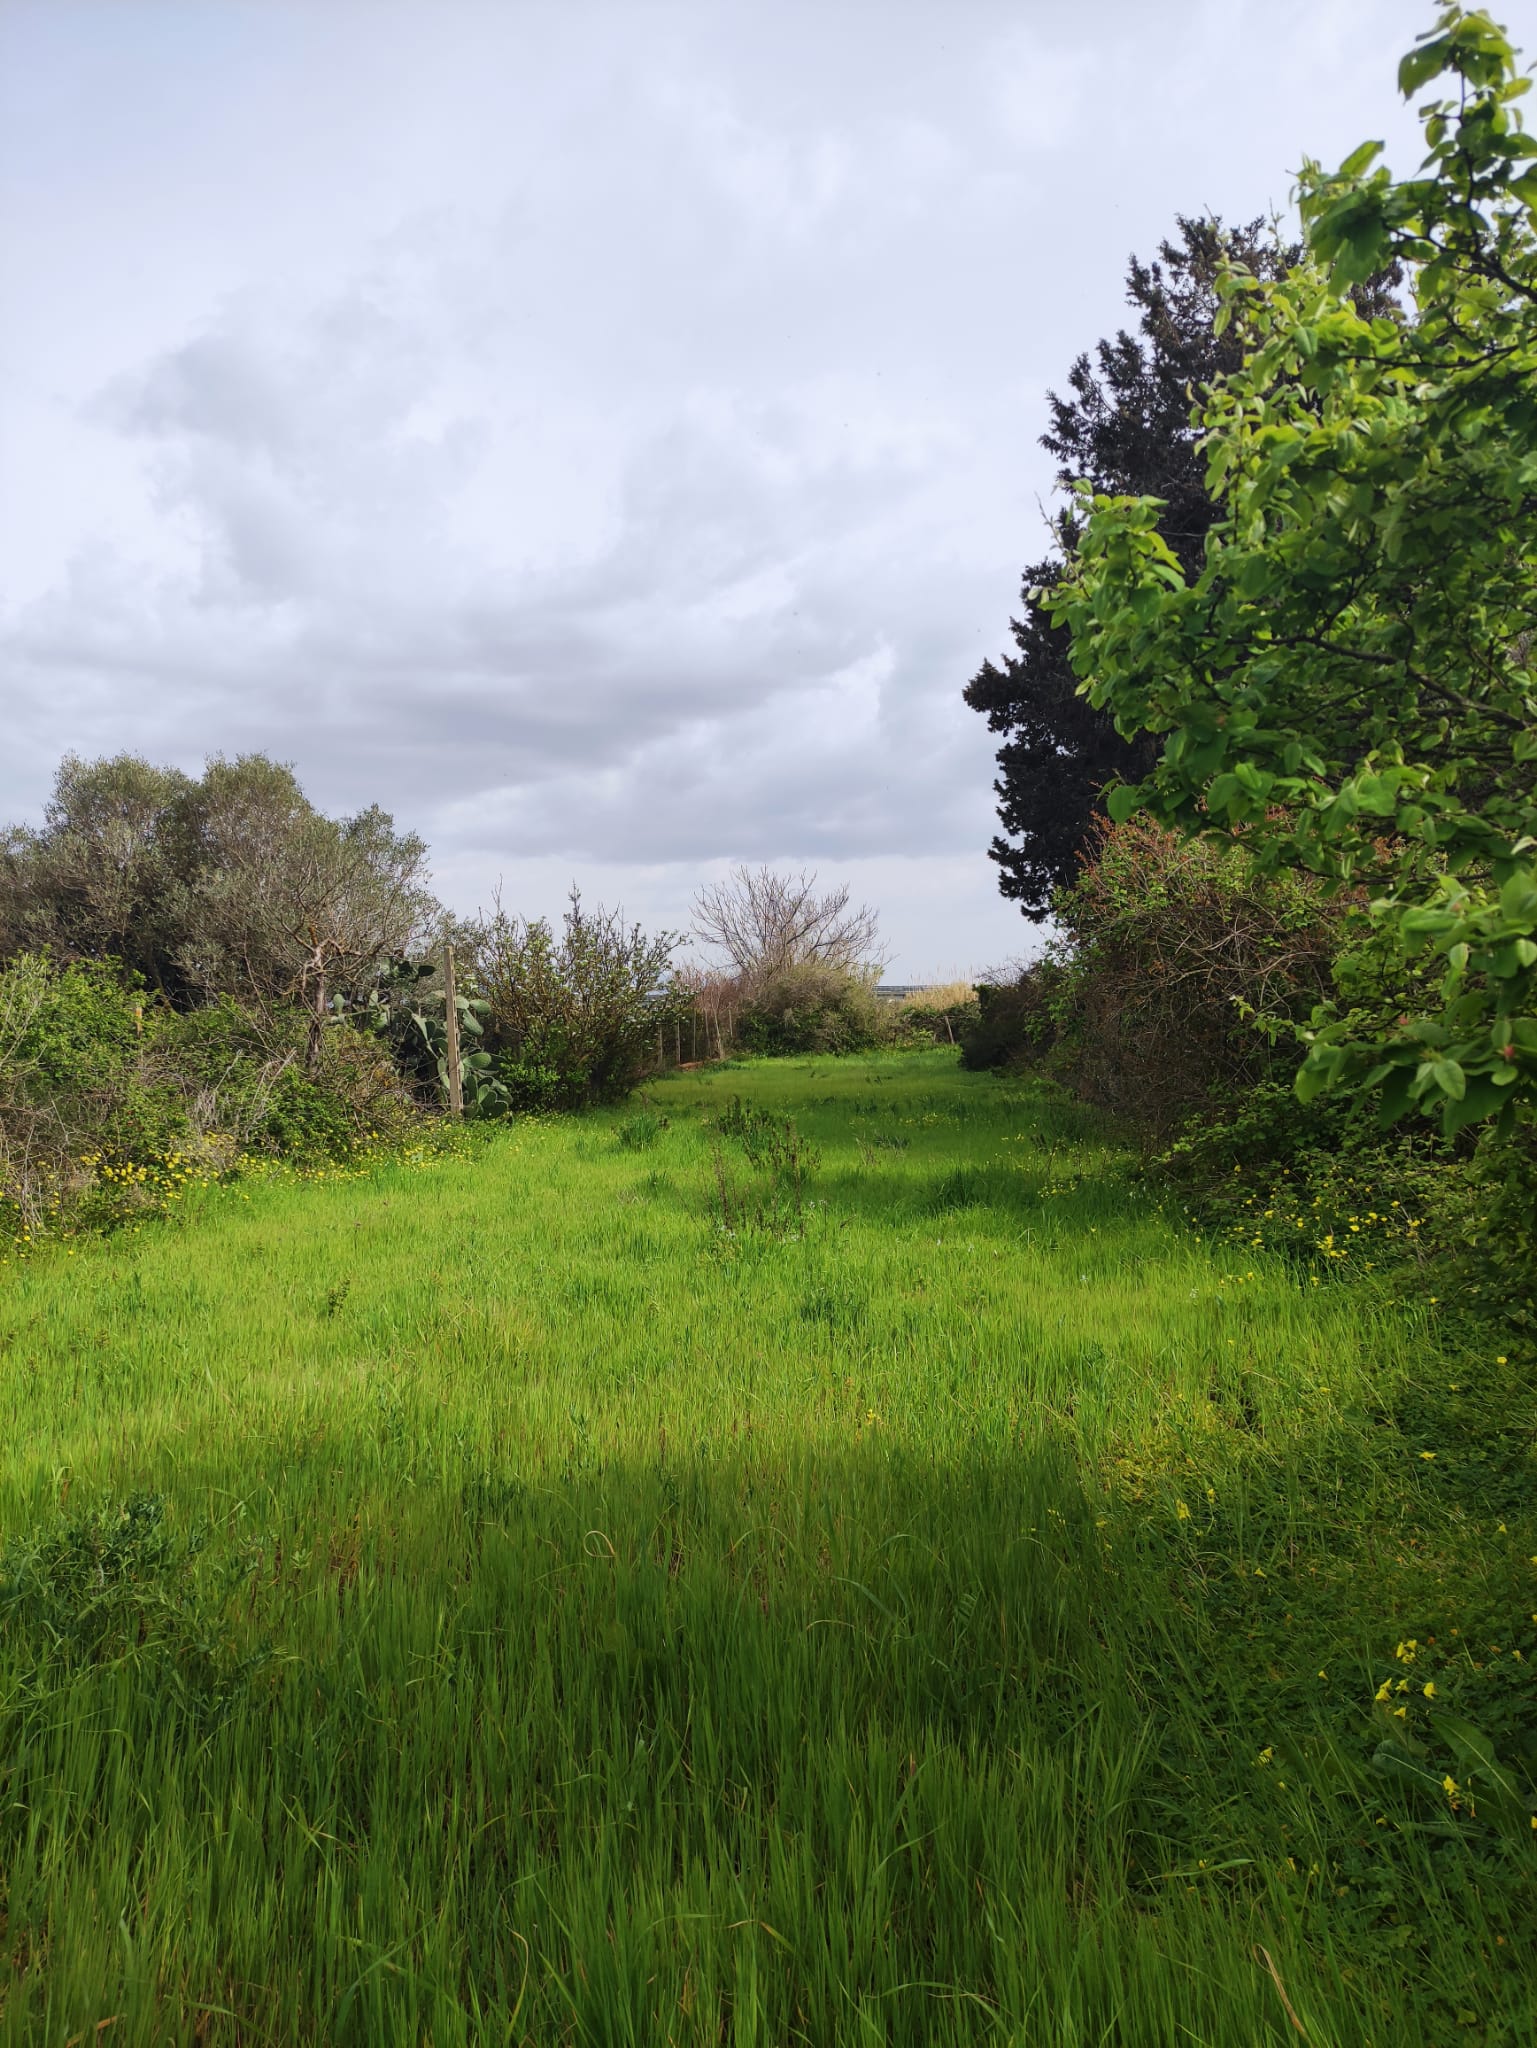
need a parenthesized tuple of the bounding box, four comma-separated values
(0, 0, 1429, 974)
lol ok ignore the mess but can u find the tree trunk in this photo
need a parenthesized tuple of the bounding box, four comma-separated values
(444, 946, 464, 1117)
(307, 967, 326, 1074)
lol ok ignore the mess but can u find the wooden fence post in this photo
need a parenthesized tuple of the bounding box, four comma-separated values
(444, 945, 464, 1118)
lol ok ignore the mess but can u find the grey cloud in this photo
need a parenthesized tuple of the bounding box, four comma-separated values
(13, 281, 975, 830)
(0, 0, 1427, 971)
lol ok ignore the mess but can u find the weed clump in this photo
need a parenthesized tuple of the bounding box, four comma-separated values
(0, 1493, 268, 1719)
(710, 1096, 820, 1237)
(616, 1109, 669, 1150)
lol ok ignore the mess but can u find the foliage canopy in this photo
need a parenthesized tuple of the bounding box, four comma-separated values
(1053, 6, 1537, 1138)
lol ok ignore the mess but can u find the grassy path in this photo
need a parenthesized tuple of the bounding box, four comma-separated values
(0, 1053, 1531, 2044)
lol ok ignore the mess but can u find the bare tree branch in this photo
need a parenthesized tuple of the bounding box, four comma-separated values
(691, 867, 884, 989)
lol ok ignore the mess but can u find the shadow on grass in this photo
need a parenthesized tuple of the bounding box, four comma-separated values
(3, 1428, 1532, 2047)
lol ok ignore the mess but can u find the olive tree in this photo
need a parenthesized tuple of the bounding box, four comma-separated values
(177, 758, 438, 1065)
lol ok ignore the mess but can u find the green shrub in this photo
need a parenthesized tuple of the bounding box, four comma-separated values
(475, 891, 682, 1109)
(1463, 1116, 1537, 1335)
(0, 955, 191, 1236)
(955, 821, 1537, 1313)
(960, 821, 1345, 1117)
(615, 1108, 668, 1149)
(146, 1000, 415, 1164)
(2, 954, 140, 1091)
(737, 963, 891, 1056)
(1153, 1078, 1475, 1274)
(494, 1056, 570, 1115)
(0, 1492, 268, 1719)
(960, 963, 1070, 1071)
(0, 955, 419, 1243)
(708, 1095, 820, 1236)
(257, 1069, 360, 1163)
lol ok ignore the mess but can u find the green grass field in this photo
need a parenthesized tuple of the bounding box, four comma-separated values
(1, 1052, 1532, 2045)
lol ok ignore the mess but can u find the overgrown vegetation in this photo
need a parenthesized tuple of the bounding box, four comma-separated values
(688, 864, 895, 1056)
(968, 6, 1537, 1329)
(2, 11, 1533, 2038)
(959, 819, 1519, 1308)
(1, 1052, 1530, 2044)
(1055, 8, 1537, 1146)
(475, 888, 686, 1110)
(0, 759, 706, 1239)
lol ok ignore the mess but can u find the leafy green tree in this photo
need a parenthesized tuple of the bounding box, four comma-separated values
(2, 753, 440, 1068)
(0, 756, 198, 998)
(176, 757, 437, 1065)
(1052, 5, 1537, 1139)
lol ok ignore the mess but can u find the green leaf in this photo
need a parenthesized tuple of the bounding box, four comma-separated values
(1105, 784, 1142, 825)
(1428, 1057, 1466, 1101)
(1370, 1744, 1442, 1794)
(1338, 139, 1385, 178)
(1377, 1064, 1417, 1127)
(1443, 1075, 1510, 1136)
(1429, 1715, 1526, 1801)
(1296, 1043, 1346, 1102)
(1398, 36, 1453, 97)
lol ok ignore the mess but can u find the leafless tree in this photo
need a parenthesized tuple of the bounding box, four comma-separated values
(691, 867, 884, 990)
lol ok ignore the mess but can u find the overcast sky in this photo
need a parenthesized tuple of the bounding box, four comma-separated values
(0, 0, 1473, 976)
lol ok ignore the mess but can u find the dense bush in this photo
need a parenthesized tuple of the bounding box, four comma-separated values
(1049, 15, 1537, 1150)
(1154, 1075, 1471, 1268)
(146, 1001, 414, 1165)
(474, 891, 684, 1111)
(960, 820, 1345, 1124)
(892, 981, 980, 1047)
(959, 816, 1537, 1323)
(0, 955, 417, 1241)
(960, 964, 1069, 1072)
(735, 963, 891, 1056)
(1, 957, 181, 1234)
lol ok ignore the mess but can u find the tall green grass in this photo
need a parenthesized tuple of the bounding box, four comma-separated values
(1, 1053, 1531, 2044)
